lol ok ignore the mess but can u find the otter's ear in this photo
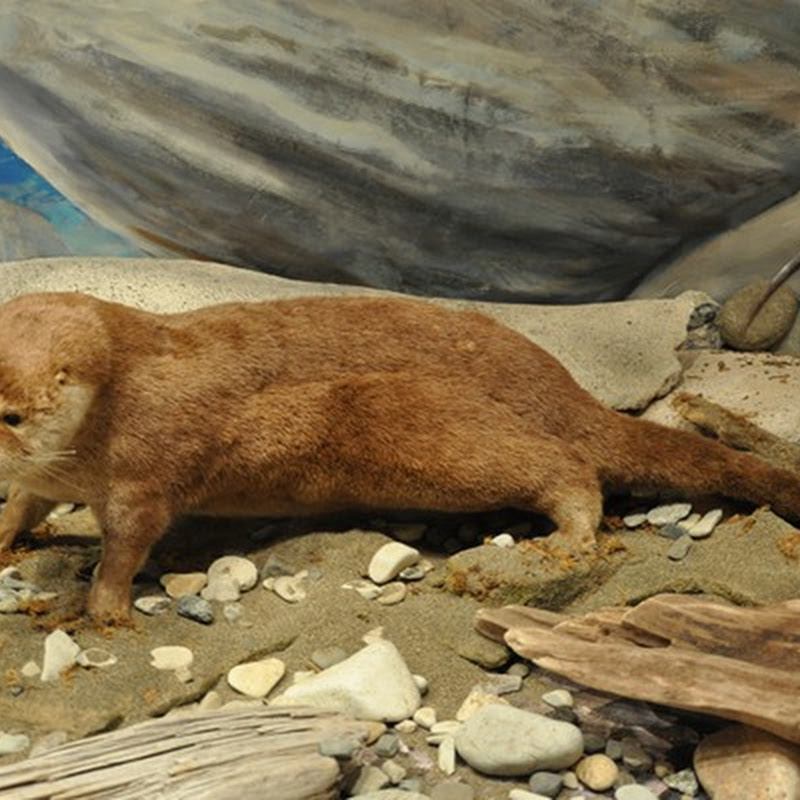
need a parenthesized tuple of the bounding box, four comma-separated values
(55, 369, 69, 385)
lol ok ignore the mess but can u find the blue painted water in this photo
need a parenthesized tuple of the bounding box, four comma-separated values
(0, 139, 144, 256)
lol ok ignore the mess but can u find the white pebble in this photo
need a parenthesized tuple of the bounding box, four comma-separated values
(160, 572, 207, 598)
(368, 542, 420, 584)
(685, 508, 723, 538)
(377, 581, 407, 605)
(413, 674, 429, 694)
(509, 791, 552, 800)
(622, 513, 647, 528)
(438, 735, 457, 775)
(0, 732, 29, 755)
(273, 571, 309, 603)
(615, 786, 659, 800)
(134, 595, 171, 615)
(21, 660, 40, 678)
(150, 645, 194, 671)
(41, 630, 81, 682)
(394, 719, 417, 734)
(646, 503, 692, 526)
(76, 647, 118, 669)
(491, 533, 516, 548)
(207, 555, 258, 591)
(198, 690, 223, 711)
(541, 688, 573, 708)
(413, 706, 437, 729)
(227, 658, 285, 698)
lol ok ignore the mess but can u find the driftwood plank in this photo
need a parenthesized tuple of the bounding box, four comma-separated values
(621, 593, 800, 669)
(475, 605, 567, 643)
(505, 625, 800, 744)
(0, 706, 382, 799)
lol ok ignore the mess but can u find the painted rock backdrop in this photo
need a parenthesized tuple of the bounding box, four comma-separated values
(1, 1, 800, 301)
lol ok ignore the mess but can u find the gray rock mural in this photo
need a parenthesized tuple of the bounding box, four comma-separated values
(1, 1, 800, 300)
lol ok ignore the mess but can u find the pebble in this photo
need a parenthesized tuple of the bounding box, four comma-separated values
(227, 658, 285, 698)
(160, 571, 207, 598)
(483, 673, 523, 695)
(667, 535, 692, 561)
(528, 770, 563, 798)
(133, 595, 171, 615)
(0, 732, 29, 755)
(438, 735, 457, 775)
(176, 594, 214, 624)
(398, 565, 427, 582)
(376, 732, 401, 758)
(342, 578, 383, 601)
(310, 646, 348, 670)
(685, 508, 723, 539)
(272, 638, 421, 722)
(490, 533, 515, 548)
(614, 786, 658, 800)
(582, 732, 606, 754)
(76, 647, 118, 669)
(377, 581, 407, 605)
(413, 674, 429, 694)
(622, 513, 647, 528)
(606, 739, 623, 761)
(201, 573, 241, 602)
(0, 591, 20, 613)
(663, 768, 699, 795)
(41, 629, 81, 682)
(206, 555, 258, 591)
(575, 753, 619, 791)
(319, 736, 360, 759)
(21, 661, 40, 678)
(646, 503, 692, 526)
(541, 689, 573, 708)
(368, 542, 420, 584)
(507, 662, 531, 679)
(395, 719, 417, 734)
(273, 571, 309, 603)
(413, 706, 438, 729)
(381, 758, 407, 784)
(352, 764, 391, 794)
(621, 737, 653, 771)
(454, 705, 583, 776)
(658, 523, 686, 540)
(150, 645, 194, 671)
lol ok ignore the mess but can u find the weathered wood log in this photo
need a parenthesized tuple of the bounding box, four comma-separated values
(478, 594, 800, 744)
(3, 2, 800, 300)
(0, 706, 383, 799)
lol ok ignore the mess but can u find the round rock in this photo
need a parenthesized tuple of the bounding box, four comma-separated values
(720, 278, 798, 351)
(150, 645, 194, 671)
(576, 753, 619, 791)
(368, 542, 420, 584)
(207, 555, 258, 591)
(227, 657, 285, 698)
(160, 571, 207, 598)
(134, 595, 171, 615)
(454, 704, 583, 776)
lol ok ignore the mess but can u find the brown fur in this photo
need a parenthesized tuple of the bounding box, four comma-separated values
(0, 291, 797, 621)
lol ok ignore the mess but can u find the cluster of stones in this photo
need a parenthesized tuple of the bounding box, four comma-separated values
(0, 566, 58, 614)
(623, 503, 724, 562)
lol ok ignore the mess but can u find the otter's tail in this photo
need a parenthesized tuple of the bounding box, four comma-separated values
(599, 413, 800, 523)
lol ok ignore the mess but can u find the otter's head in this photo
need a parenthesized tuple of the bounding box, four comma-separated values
(0, 292, 111, 481)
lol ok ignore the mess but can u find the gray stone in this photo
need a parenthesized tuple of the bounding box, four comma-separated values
(176, 595, 214, 624)
(375, 733, 400, 758)
(646, 503, 692, 526)
(528, 770, 564, 798)
(663, 768, 699, 795)
(133, 595, 171, 615)
(318, 736, 360, 759)
(454, 704, 583, 776)
(667, 535, 692, 561)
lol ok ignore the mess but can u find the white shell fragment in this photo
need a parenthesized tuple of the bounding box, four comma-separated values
(207, 555, 258, 591)
(41, 630, 81, 682)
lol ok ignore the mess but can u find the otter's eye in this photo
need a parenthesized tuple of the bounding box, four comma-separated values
(2, 414, 22, 427)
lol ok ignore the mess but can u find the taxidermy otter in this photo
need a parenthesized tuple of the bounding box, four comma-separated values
(0, 291, 797, 621)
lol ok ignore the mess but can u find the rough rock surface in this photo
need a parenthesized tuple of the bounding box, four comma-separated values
(3, 2, 800, 300)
